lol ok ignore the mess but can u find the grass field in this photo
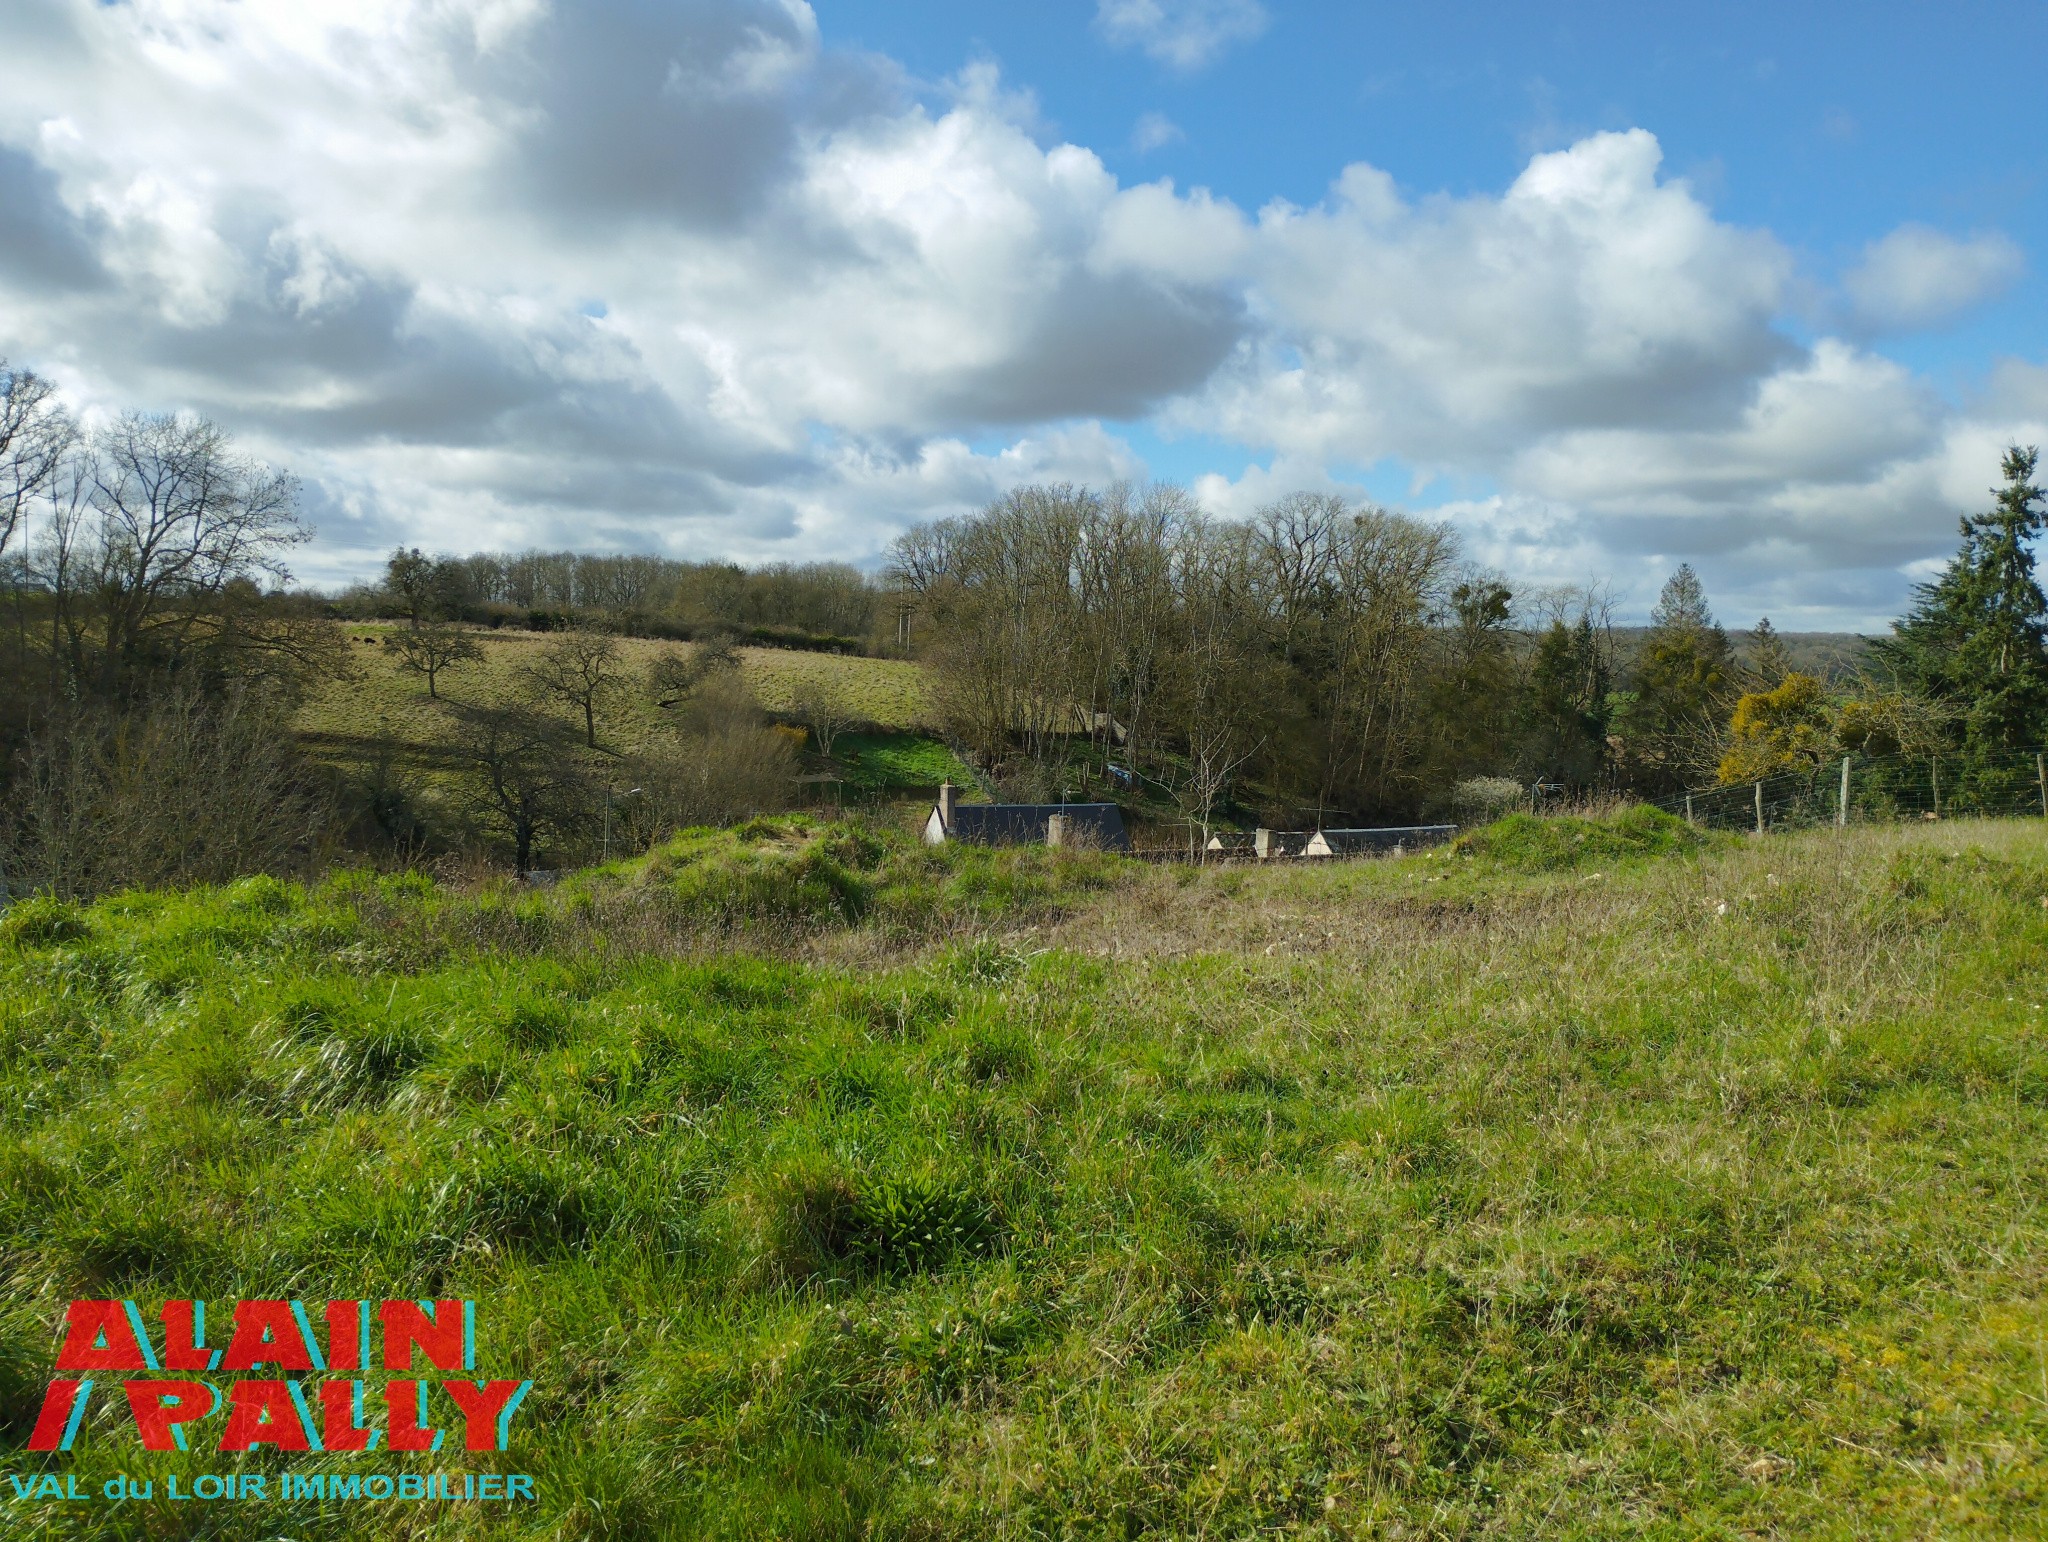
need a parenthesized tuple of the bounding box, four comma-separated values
(296, 623, 950, 796)
(1, 811, 2045, 1537)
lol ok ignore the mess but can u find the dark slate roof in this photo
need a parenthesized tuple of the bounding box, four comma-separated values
(943, 802, 1129, 850)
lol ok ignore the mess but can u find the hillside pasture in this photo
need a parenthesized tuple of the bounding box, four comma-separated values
(302, 625, 934, 747)
(0, 812, 2042, 1537)
(292, 626, 949, 832)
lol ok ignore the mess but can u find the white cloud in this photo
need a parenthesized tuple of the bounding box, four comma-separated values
(1844, 223, 2024, 332)
(1091, 180, 1251, 288)
(0, 0, 1241, 571)
(1130, 111, 1183, 154)
(0, 0, 2040, 626)
(1511, 342, 1939, 510)
(1190, 131, 1794, 463)
(1094, 0, 1268, 73)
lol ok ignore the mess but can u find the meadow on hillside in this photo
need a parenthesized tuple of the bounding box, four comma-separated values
(300, 625, 936, 753)
(287, 626, 965, 845)
(1, 810, 2043, 1538)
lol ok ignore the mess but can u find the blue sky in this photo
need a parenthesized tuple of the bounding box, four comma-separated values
(837, 1, 2044, 374)
(0, 0, 2041, 626)
(834, 4, 2039, 241)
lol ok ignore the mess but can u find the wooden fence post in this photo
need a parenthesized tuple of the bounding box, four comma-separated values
(1838, 756, 1851, 829)
(1684, 793, 1694, 827)
(1931, 758, 1941, 819)
(1754, 780, 1765, 836)
(2037, 752, 2045, 817)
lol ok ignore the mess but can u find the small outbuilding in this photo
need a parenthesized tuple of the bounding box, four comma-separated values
(923, 782, 1129, 851)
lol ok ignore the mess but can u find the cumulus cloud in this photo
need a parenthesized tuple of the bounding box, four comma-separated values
(0, 0, 1243, 580)
(1844, 223, 2024, 332)
(1162, 134, 2042, 619)
(1192, 132, 1796, 464)
(1094, 0, 1268, 73)
(0, 0, 2039, 624)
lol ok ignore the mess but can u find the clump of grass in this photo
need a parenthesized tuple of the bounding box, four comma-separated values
(0, 896, 92, 947)
(1451, 801, 1709, 870)
(760, 1163, 1005, 1282)
(849, 1175, 1004, 1274)
(222, 873, 297, 914)
(665, 841, 871, 926)
(496, 995, 574, 1050)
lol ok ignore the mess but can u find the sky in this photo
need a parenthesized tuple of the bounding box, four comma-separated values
(0, 0, 2042, 628)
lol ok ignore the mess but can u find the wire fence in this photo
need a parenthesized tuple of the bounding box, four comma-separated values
(1125, 826, 1463, 864)
(1646, 747, 2048, 833)
(850, 748, 2048, 866)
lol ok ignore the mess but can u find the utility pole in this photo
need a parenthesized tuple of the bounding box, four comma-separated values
(602, 785, 643, 863)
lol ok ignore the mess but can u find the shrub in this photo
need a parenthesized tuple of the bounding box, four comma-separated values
(1450, 776, 1525, 823)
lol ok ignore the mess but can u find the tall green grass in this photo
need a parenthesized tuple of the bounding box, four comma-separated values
(1, 810, 2044, 1537)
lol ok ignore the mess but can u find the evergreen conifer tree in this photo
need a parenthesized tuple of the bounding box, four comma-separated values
(1519, 613, 1610, 785)
(1745, 617, 1792, 688)
(1613, 564, 1734, 789)
(1877, 446, 2048, 752)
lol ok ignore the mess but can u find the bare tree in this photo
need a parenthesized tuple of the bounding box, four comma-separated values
(50, 413, 309, 695)
(1247, 495, 1457, 817)
(383, 621, 483, 698)
(0, 360, 75, 561)
(523, 629, 623, 748)
(648, 632, 740, 708)
(1164, 520, 1275, 851)
(623, 672, 795, 841)
(451, 703, 593, 871)
(790, 673, 858, 760)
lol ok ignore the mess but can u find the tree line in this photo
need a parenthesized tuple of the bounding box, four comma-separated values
(886, 458, 2046, 835)
(5, 348, 2044, 892)
(0, 361, 799, 895)
(343, 547, 885, 652)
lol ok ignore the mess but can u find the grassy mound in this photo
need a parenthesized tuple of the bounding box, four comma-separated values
(578, 815, 1129, 938)
(0, 820, 2044, 1537)
(1450, 801, 1710, 870)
